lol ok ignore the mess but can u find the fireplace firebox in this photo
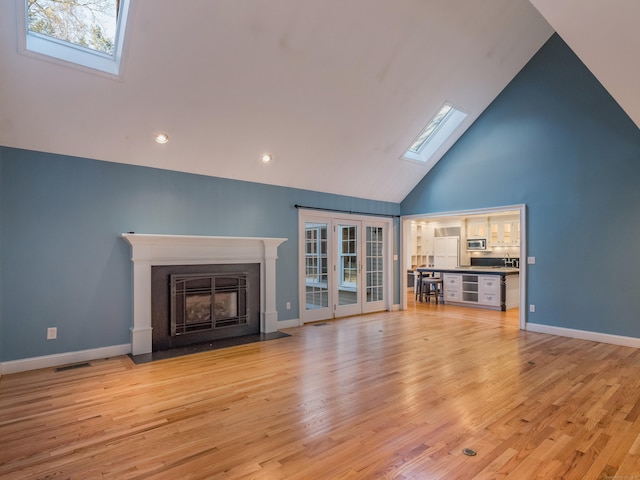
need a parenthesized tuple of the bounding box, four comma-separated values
(152, 263, 260, 351)
(170, 273, 248, 336)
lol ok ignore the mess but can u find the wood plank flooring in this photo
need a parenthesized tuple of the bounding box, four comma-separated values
(2, 301, 640, 479)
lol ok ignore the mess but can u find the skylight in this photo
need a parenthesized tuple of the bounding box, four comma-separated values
(20, 0, 130, 76)
(402, 102, 468, 164)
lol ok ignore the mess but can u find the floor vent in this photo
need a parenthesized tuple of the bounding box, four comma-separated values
(55, 362, 91, 372)
(312, 323, 329, 327)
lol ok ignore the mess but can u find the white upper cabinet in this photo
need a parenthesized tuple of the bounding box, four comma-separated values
(488, 215, 520, 247)
(466, 218, 489, 239)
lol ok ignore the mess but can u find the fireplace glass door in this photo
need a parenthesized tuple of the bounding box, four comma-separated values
(170, 273, 248, 336)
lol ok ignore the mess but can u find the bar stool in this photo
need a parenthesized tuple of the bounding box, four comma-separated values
(415, 271, 431, 301)
(421, 277, 443, 304)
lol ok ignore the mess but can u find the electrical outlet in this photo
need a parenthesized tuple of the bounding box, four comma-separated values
(286, 302, 291, 310)
(47, 327, 57, 340)
(529, 304, 535, 313)
(527, 256, 536, 264)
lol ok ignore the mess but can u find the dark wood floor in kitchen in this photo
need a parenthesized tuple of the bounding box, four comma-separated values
(1, 299, 640, 479)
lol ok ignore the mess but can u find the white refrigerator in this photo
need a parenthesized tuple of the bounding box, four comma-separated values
(433, 236, 459, 269)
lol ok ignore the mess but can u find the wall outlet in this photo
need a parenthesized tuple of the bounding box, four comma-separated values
(527, 256, 536, 264)
(529, 304, 536, 313)
(286, 302, 291, 310)
(47, 327, 57, 340)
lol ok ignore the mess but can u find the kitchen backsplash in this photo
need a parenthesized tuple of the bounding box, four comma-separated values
(471, 257, 519, 268)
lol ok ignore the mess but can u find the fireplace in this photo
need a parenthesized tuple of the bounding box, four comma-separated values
(122, 234, 287, 355)
(151, 263, 260, 351)
(171, 272, 247, 335)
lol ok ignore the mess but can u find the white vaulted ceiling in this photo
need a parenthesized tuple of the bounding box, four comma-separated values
(529, 0, 640, 131)
(0, 1, 635, 203)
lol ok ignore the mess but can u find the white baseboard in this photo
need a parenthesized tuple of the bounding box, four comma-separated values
(277, 318, 301, 329)
(6, 323, 634, 376)
(0, 323, 302, 376)
(391, 304, 401, 312)
(0, 344, 131, 376)
(526, 323, 640, 349)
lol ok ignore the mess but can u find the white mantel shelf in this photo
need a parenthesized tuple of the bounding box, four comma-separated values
(122, 233, 287, 355)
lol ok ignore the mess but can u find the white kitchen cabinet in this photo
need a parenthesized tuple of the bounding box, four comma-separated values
(478, 275, 501, 307)
(466, 218, 488, 239)
(442, 274, 462, 302)
(461, 274, 479, 303)
(410, 222, 436, 268)
(488, 216, 520, 247)
(410, 222, 427, 267)
(504, 274, 520, 309)
(442, 272, 519, 310)
(479, 275, 500, 291)
(424, 224, 435, 255)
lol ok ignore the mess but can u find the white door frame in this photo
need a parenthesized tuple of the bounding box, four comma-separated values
(400, 204, 527, 330)
(298, 209, 393, 324)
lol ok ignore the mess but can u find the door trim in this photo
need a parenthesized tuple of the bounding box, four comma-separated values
(401, 204, 527, 330)
(298, 209, 393, 324)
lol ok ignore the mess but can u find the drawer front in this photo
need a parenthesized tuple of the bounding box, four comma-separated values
(443, 274, 461, 287)
(479, 276, 500, 293)
(445, 289, 461, 302)
(479, 292, 500, 306)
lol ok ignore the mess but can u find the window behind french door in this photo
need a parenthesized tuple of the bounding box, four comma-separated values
(299, 211, 391, 323)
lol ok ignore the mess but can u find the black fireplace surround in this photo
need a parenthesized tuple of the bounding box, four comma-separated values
(151, 263, 260, 351)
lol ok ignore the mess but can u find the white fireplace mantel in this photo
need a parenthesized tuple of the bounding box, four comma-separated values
(122, 233, 287, 355)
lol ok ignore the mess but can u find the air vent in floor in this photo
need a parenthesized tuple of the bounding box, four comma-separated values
(54, 362, 91, 372)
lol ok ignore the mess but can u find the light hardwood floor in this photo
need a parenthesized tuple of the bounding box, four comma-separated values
(1, 300, 640, 479)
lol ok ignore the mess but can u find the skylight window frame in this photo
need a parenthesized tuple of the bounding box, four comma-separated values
(16, 0, 131, 77)
(408, 104, 454, 154)
(401, 102, 468, 166)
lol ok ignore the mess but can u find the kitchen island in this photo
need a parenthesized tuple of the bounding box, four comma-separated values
(417, 266, 519, 311)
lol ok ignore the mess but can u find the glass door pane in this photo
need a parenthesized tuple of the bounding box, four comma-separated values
(300, 211, 390, 324)
(366, 226, 384, 303)
(305, 222, 328, 311)
(337, 224, 358, 307)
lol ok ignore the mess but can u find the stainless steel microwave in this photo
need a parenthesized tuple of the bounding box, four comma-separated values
(467, 238, 486, 250)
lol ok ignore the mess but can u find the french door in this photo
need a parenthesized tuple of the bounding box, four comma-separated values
(300, 211, 390, 323)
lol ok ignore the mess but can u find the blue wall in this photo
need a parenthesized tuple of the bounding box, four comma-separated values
(0, 147, 3, 363)
(0, 149, 399, 361)
(4, 33, 639, 363)
(402, 34, 640, 337)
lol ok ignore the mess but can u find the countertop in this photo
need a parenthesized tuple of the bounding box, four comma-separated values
(416, 266, 520, 276)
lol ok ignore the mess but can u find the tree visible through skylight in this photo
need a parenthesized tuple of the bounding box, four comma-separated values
(27, 0, 119, 55)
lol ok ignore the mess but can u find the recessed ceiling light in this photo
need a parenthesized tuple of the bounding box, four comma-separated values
(262, 154, 272, 163)
(154, 133, 169, 144)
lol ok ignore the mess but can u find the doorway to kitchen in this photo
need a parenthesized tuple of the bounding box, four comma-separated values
(401, 205, 526, 330)
(298, 210, 392, 324)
